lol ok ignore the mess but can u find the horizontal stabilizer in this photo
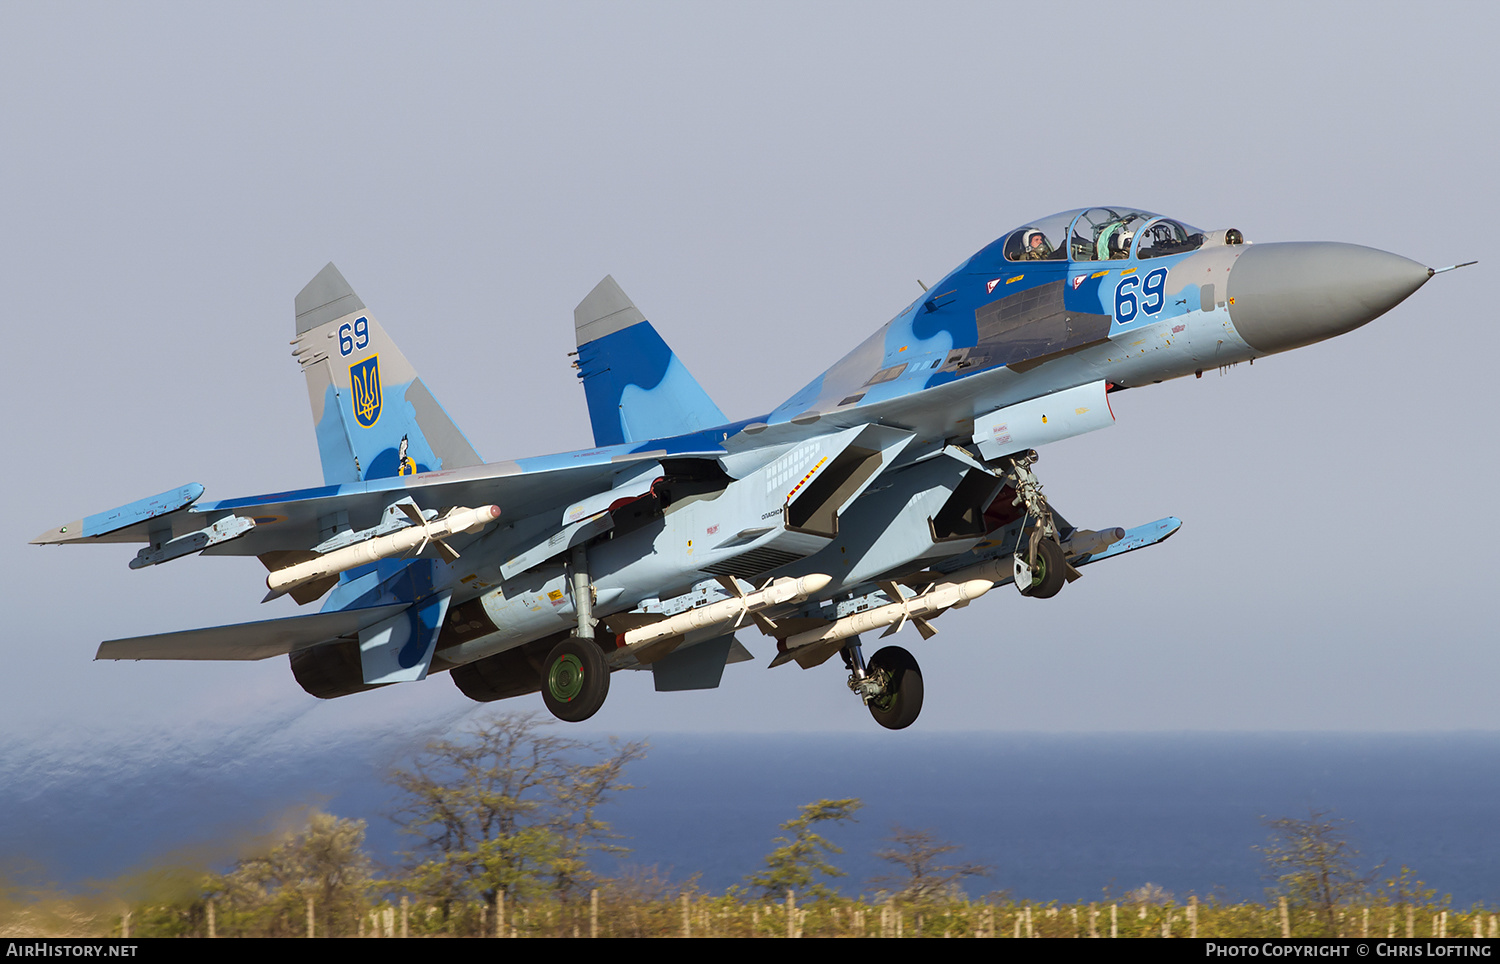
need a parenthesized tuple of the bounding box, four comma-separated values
(97, 603, 409, 661)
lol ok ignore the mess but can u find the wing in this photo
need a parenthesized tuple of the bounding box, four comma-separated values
(32, 439, 730, 561)
(97, 603, 409, 660)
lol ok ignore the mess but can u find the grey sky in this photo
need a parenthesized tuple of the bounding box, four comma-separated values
(3, 2, 1494, 744)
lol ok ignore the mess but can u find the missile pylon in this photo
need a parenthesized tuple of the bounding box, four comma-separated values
(617, 573, 833, 656)
(266, 504, 501, 596)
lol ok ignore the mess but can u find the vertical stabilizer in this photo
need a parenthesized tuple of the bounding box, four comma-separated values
(573, 276, 727, 447)
(293, 263, 482, 484)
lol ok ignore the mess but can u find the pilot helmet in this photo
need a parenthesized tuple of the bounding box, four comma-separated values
(1023, 229, 1046, 251)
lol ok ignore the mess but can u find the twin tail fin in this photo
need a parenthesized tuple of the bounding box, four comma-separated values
(573, 276, 727, 447)
(293, 263, 482, 485)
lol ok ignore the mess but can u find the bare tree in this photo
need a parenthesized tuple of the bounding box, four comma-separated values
(1124, 882, 1174, 906)
(1258, 809, 1368, 936)
(870, 825, 989, 902)
(388, 713, 645, 919)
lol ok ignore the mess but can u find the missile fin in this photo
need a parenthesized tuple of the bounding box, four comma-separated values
(792, 638, 844, 669)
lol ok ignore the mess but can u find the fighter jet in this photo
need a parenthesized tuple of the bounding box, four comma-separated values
(32, 207, 1458, 728)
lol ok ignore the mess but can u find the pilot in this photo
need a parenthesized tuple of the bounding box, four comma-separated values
(1020, 229, 1053, 261)
(1099, 222, 1134, 260)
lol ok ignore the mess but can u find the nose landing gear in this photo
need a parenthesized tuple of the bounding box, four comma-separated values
(1003, 449, 1079, 599)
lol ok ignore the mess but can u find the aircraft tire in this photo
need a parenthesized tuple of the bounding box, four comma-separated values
(541, 636, 610, 723)
(1022, 538, 1067, 599)
(867, 645, 923, 730)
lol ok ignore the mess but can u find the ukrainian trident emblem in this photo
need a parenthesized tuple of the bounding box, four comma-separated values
(350, 355, 382, 428)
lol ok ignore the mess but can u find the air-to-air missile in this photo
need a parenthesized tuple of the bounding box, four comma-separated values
(265, 504, 501, 597)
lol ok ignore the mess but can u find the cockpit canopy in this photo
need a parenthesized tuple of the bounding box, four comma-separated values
(1002, 207, 1206, 263)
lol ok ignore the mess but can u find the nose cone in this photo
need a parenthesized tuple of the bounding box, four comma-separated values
(1227, 242, 1430, 354)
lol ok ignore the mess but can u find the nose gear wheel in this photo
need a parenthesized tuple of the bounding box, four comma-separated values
(863, 645, 923, 730)
(845, 636, 923, 730)
(1003, 449, 1080, 598)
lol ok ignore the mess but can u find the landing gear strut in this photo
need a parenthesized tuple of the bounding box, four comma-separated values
(842, 636, 924, 730)
(541, 543, 611, 723)
(1002, 449, 1078, 599)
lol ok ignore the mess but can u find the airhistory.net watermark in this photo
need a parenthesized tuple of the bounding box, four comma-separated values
(4, 944, 137, 957)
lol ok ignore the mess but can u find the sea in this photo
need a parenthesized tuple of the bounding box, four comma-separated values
(2, 731, 1496, 907)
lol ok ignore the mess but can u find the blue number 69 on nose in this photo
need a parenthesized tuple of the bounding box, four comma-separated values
(1114, 268, 1168, 326)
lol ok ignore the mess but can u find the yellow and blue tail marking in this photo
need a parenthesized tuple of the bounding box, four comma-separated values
(350, 354, 382, 428)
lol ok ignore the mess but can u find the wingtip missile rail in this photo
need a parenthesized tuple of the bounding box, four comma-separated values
(265, 504, 501, 596)
(1064, 527, 1126, 558)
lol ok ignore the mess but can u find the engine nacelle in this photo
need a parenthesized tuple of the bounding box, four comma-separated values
(289, 640, 388, 700)
(448, 635, 561, 703)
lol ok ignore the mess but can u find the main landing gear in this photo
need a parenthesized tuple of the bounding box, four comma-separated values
(842, 636, 924, 730)
(542, 635, 610, 723)
(1002, 449, 1078, 600)
(541, 543, 611, 723)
